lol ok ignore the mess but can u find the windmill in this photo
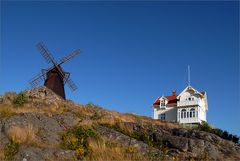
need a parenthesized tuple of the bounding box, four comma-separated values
(29, 42, 80, 100)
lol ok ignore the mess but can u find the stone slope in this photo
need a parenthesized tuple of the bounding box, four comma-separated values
(0, 87, 239, 161)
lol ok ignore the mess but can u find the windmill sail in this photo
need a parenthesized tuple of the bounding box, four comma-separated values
(36, 42, 56, 64)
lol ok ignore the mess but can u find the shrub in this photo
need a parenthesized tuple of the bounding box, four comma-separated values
(212, 128, 223, 137)
(197, 121, 212, 132)
(90, 111, 103, 120)
(12, 92, 28, 107)
(60, 126, 98, 159)
(85, 103, 95, 108)
(4, 141, 19, 160)
(222, 131, 229, 139)
(228, 134, 233, 141)
(232, 135, 239, 144)
(196, 122, 239, 144)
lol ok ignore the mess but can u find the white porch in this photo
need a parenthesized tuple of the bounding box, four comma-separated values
(178, 117, 201, 124)
(177, 107, 203, 124)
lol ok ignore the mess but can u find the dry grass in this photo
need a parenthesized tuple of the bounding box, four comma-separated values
(7, 123, 36, 145)
(1, 97, 180, 129)
(0, 101, 65, 117)
(96, 110, 180, 129)
(85, 137, 148, 161)
(0, 104, 16, 117)
(0, 149, 4, 161)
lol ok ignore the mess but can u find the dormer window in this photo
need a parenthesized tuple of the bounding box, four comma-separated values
(160, 99, 165, 107)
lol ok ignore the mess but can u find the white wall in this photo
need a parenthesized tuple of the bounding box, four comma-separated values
(198, 106, 207, 122)
(153, 106, 177, 122)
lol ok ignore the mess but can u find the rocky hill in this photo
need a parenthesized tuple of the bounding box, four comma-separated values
(0, 86, 239, 161)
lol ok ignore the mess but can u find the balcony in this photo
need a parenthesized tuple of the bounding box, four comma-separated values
(177, 100, 201, 107)
(178, 117, 200, 124)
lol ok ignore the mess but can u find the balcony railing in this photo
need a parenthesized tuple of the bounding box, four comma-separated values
(178, 117, 200, 124)
(177, 100, 201, 107)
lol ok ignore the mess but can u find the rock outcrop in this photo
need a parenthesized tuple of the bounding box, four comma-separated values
(0, 87, 239, 160)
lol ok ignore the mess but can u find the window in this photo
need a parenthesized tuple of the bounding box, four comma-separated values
(181, 109, 186, 118)
(190, 108, 195, 118)
(159, 113, 165, 120)
(188, 97, 194, 101)
(160, 99, 165, 107)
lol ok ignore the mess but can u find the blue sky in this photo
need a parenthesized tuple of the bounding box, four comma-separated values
(0, 1, 239, 135)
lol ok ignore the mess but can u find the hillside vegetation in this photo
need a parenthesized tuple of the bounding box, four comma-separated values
(0, 86, 239, 161)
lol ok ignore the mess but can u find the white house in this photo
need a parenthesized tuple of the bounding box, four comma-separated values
(152, 85, 208, 124)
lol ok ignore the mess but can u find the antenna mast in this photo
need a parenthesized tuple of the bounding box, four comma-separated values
(188, 65, 191, 87)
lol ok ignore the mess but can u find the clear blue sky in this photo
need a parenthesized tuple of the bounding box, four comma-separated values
(1, 1, 239, 135)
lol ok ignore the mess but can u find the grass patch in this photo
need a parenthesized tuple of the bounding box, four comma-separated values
(7, 123, 36, 145)
(4, 141, 19, 160)
(86, 137, 147, 161)
(0, 105, 15, 117)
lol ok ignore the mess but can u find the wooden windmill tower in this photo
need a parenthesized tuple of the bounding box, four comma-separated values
(29, 42, 80, 99)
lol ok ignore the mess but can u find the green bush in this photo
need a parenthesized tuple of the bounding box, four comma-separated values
(196, 122, 239, 144)
(85, 103, 95, 108)
(60, 126, 98, 159)
(12, 92, 28, 107)
(4, 142, 19, 160)
(197, 121, 212, 132)
(212, 128, 223, 137)
(222, 131, 229, 139)
(232, 135, 239, 144)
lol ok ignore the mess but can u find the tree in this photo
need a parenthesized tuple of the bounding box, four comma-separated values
(222, 131, 229, 140)
(228, 134, 233, 141)
(232, 135, 239, 144)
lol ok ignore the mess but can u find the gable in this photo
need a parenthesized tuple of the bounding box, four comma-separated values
(177, 86, 204, 100)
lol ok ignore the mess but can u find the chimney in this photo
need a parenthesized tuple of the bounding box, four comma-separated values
(172, 90, 176, 96)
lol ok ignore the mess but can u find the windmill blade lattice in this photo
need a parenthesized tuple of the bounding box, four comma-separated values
(29, 72, 46, 87)
(58, 49, 80, 65)
(66, 78, 78, 91)
(36, 42, 56, 64)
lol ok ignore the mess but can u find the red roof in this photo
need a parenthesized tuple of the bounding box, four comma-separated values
(166, 95, 178, 104)
(153, 89, 205, 107)
(153, 97, 160, 106)
(152, 95, 178, 106)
